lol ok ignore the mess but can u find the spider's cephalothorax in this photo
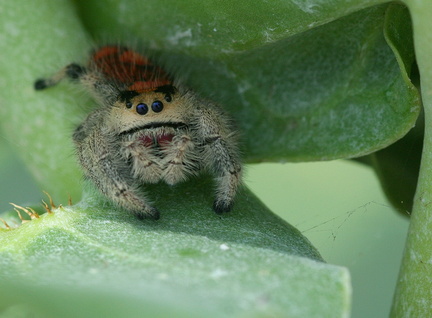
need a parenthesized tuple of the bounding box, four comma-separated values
(35, 45, 242, 220)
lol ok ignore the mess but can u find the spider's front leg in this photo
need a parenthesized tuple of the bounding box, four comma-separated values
(73, 111, 160, 220)
(34, 63, 86, 90)
(122, 137, 163, 184)
(196, 107, 242, 214)
(161, 133, 198, 185)
(34, 63, 120, 105)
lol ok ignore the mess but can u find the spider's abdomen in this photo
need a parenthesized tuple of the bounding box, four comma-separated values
(91, 45, 172, 92)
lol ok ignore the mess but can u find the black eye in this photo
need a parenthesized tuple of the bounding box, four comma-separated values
(164, 94, 172, 102)
(126, 101, 133, 109)
(136, 103, 148, 115)
(152, 100, 164, 113)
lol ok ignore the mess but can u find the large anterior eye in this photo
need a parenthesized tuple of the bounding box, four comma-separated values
(151, 100, 164, 113)
(136, 103, 148, 115)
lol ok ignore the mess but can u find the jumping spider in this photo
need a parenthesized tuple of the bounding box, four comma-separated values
(35, 45, 242, 220)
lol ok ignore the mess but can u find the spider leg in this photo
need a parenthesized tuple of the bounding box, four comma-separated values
(73, 110, 160, 220)
(195, 107, 242, 213)
(34, 63, 119, 105)
(123, 138, 163, 184)
(161, 134, 198, 185)
(34, 63, 86, 90)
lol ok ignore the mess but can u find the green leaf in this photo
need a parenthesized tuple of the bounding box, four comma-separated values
(0, 178, 351, 317)
(0, 2, 420, 190)
(76, 0, 387, 57)
(77, 1, 420, 162)
(355, 4, 421, 214)
(0, 0, 420, 316)
(365, 113, 423, 214)
(0, 0, 92, 203)
(390, 1, 432, 316)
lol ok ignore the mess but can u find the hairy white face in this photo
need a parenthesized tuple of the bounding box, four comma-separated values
(108, 90, 192, 134)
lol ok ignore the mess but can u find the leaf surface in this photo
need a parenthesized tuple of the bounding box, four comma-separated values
(0, 178, 351, 317)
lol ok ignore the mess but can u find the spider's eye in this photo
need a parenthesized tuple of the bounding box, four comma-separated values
(136, 103, 148, 115)
(126, 101, 133, 109)
(164, 94, 172, 102)
(151, 100, 164, 113)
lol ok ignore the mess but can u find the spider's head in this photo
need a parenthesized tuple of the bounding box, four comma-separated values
(109, 85, 190, 134)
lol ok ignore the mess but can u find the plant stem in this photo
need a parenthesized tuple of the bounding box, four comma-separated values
(391, 1, 432, 316)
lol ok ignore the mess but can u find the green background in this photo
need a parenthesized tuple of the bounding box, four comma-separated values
(0, 1, 417, 315)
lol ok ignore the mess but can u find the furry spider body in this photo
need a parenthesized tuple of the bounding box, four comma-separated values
(35, 46, 242, 220)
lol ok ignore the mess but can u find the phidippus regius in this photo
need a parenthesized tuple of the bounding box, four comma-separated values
(35, 45, 242, 220)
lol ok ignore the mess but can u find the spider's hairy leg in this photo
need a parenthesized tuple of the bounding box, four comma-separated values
(34, 62, 119, 105)
(123, 139, 164, 184)
(197, 107, 242, 214)
(73, 110, 160, 220)
(208, 136, 242, 214)
(34, 63, 86, 90)
(161, 134, 198, 185)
